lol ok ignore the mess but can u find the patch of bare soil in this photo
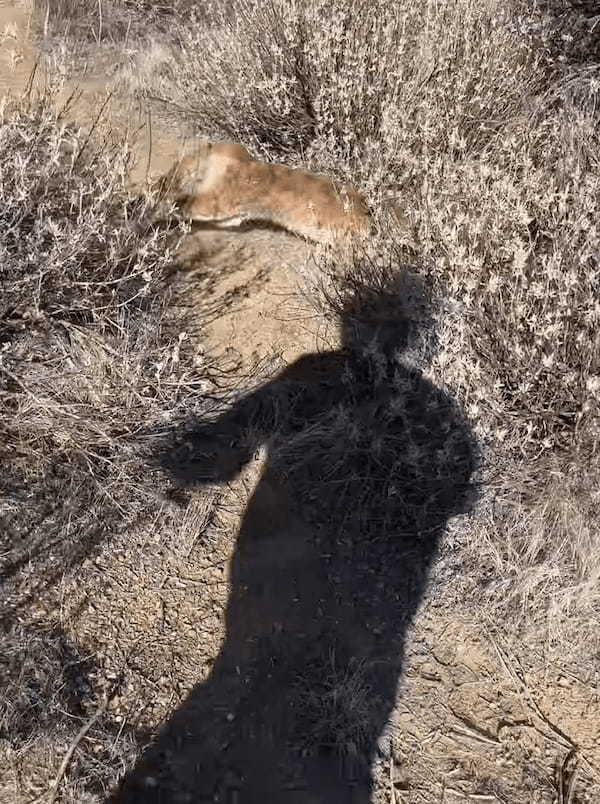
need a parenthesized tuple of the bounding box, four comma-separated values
(0, 1, 35, 94)
(1, 7, 599, 804)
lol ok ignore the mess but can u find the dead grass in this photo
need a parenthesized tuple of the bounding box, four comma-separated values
(0, 622, 141, 803)
(35, 0, 204, 43)
(4, 0, 600, 799)
(135, 0, 600, 465)
(0, 89, 187, 618)
(292, 655, 375, 758)
(171, 0, 595, 647)
(0, 87, 229, 802)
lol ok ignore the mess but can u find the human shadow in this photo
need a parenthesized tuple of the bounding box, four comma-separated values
(111, 270, 476, 803)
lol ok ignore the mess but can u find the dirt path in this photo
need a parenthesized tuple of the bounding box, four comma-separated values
(0, 1, 36, 95)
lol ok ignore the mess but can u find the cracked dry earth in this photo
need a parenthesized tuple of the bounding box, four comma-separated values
(1, 3, 600, 802)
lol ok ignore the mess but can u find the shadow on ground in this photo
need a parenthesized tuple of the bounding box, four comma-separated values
(111, 271, 476, 803)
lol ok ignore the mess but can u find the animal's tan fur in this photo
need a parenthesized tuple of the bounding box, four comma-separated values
(154, 141, 371, 245)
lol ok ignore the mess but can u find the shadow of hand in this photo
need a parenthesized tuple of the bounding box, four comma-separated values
(162, 427, 254, 487)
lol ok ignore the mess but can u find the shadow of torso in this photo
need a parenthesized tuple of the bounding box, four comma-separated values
(113, 348, 474, 803)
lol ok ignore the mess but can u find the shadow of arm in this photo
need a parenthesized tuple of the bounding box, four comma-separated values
(161, 385, 275, 487)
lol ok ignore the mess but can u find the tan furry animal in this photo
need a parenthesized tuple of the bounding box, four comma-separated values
(154, 141, 371, 245)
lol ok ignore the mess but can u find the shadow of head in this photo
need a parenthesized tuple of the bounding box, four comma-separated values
(114, 268, 477, 804)
(336, 262, 436, 362)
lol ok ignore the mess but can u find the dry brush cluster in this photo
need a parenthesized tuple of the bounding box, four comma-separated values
(152, 0, 598, 637)
(17, 0, 600, 697)
(1, 91, 183, 605)
(3, 0, 600, 797)
(0, 90, 229, 799)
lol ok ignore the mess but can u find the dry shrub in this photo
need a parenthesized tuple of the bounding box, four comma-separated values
(413, 75, 600, 636)
(148, 0, 599, 457)
(142, 0, 598, 640)
(36, 0, 204, 43)
(23, 0, 600, 703)
(541, 0, 600, 67)
(292, 656, 374, 758)
(29, 0, 598, 651)
(1, 624, 95, 745)
(4, 2, 597, 796)
(477, 451, 600, 640)
(420, 91, 600, 459)
(0, 623, 139, 801)
(150, 0, 551, 178)
(0, 89, 220, 617)
(0, 87, 236, 801)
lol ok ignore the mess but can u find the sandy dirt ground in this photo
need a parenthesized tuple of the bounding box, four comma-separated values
(1, 3, 599, 802)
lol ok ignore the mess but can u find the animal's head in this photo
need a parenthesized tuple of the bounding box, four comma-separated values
(144, 142, 213, 223)
(152, 142, 213, 202)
